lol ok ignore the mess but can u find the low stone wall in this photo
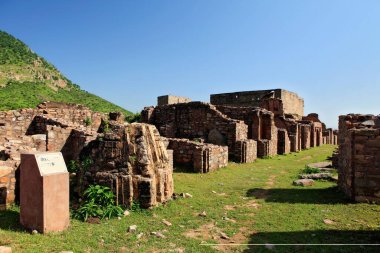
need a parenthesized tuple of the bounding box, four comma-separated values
(235, 140, 257, 163)
(166, 138, 228, 173)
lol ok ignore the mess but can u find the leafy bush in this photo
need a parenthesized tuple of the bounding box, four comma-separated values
(73, 185, 123, 221)
(81, 157, 93, 171)
(83, 117, 92, 126)
(67, 160, 79, 173)
(126, 113, 141, 123)
(302, 166, 321, 174)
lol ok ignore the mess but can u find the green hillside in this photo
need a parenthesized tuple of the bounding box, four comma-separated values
(0, 30, 132, 115)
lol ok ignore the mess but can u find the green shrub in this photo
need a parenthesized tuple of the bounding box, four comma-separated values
(126, 113, 141, 123)
(81, 157, 93, 171)
(67, 160, 79, 173)
(302, 166, 321, 174)
(83, 117, 92, 126)
(73, 185, 123, 221)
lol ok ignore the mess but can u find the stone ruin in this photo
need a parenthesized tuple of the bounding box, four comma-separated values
(142, 89, 338, 173)
(335, 114, 380, 203)
(0, 102, 173, 210)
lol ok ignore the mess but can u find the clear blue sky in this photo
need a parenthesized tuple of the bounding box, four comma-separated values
(1, 0, 379, 128)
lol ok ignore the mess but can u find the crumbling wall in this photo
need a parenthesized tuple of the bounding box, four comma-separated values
(214, 105, 278, 157)
(337, 114, 380, 203)
(210, 89, 304, 118)
(82, 123, 174, 208)
(0, 102, 174, 209)
(300, 124, 311, 149)
(141, 102, 248, 156)
(277, 128, 291, 155)
(235, 140, 257, 163)
(165, 138, 228, 173)
(157, 95, 191, 106)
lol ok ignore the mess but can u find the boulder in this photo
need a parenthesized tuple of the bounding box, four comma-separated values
(293, 179, 315, 187)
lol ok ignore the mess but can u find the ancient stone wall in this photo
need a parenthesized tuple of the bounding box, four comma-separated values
(214, 105, 278, 156)
(164, 138, 228, 173)
(0, 102, 173, 209)
(211, 89, 304, 118)
(337, 114, 380, 203)
(141, 102, 248, 156)
(259, 98, 284, 117)
(280, 90, 304, 118)
(300, 124, 311, 149)
(277, 128, 291, 155)
(235, 139, 257, 163)
(157, 95, 191, 106)
(81, 123, 174, 208)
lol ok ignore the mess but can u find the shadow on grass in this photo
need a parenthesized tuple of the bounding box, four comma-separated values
(246, 186, 352, 204)
(243, 229, 380, 253)
(0, 209, 24, 232)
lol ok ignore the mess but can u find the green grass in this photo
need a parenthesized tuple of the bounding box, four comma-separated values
(0, 81, 132, 116)
(0, 30, 132, 115)
(1, 145, 379, 253)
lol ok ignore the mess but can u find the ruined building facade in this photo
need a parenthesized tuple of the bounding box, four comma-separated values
(142, 89, 337, 173)
(0, 102, 173, 210)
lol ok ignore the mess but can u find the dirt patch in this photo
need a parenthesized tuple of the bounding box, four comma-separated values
(184, 224, 251, 252)
(224, 205, 238, 211)
(299, 155, 312, 161)
(243, 200, 261, 209)
(266, 175, 276, 187)
(184, 223, 217, 241)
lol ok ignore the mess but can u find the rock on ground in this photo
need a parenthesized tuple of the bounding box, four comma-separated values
(300, 173, 333, 180)
(0, 246, 12, 253)
(293, 179, 315, 187)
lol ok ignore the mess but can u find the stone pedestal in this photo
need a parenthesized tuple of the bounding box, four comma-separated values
(20, 152, 69, 233)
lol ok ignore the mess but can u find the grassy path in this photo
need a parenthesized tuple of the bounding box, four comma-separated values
(1, 145, 380, 252)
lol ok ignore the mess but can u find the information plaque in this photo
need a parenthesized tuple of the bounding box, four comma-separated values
(35, 153, 67, 176)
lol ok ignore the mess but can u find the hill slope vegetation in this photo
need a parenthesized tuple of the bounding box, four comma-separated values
(0, 30, 131, 115)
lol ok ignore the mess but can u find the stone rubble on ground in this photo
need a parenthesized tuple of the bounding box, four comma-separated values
(128, 225, 137, 233)
(162, 219, 172, 227)
(293, 179, 315, 187)
(0, 246, 12, 253)
(300, 173, 333, 180)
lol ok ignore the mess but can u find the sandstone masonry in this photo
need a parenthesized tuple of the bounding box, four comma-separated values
(0, 102, 173, 209)
(336, 114, 380, 203)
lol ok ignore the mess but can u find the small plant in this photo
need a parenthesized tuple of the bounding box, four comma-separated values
(126, 113, 141, 123)
(103, 119, 111, 133)
(129, 155, 137, 164)
(302, 166, 321, 174)
(81, 157, 93, 171)
(130, 201, 143, 212)
(73, 185, 123, 221)
(67, 160, 79, 173)
(83, 117, 92, 126)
